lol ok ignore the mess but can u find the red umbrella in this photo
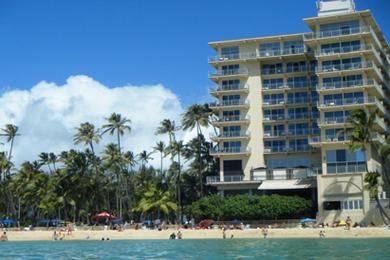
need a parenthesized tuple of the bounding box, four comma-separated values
(93, 212, 120, 220)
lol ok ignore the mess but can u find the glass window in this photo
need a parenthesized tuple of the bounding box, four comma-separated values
(260, 42, 281, 56)
(221, 46, 239, 59)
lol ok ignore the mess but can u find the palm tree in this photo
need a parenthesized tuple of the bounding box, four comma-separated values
(182, 104, 210, 197)
(166, 140, 185, 224)
(155, 119, 179, 144)
(74, 122, 100, 154)
(1, 124, 20, 162)
(122, 151, 136, 172)
(153, 141, 166, 175)
(102, 113, 131, 154)
(133, 184, 177, 220)
(137, 150, 154, 170)
(38, 152, 53, 174)
(347, 109, 390, 223)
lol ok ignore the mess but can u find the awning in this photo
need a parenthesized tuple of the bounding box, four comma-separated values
(257, 180, 314, 190)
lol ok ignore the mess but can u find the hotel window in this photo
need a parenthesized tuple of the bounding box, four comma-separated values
(288, 123, 309, 135)
(259, 42, 281, 57)
(325, 128, 350, 141)
(323, 201, 341, 210)
(286, 61, 306, 73)
(222, 80, 240, 90)
(221, 46, 239, 59)
(264, 109, 285, 120)
(223, 141, 241, 152)
(311, 107, 319, 119)
(324, 110, 350, 123)
(283, 40, 304, 54)
(263, 78, 284, 89)
(287, 92, 308, 104)
(265, 140, 286, 152)
(289, 139, 309, 151)
(223, 126, 241, 136)
(221, 64, 239, 75)
(222, 95, 241, 105)
(287, 76, 308, 88)
(261, 63, 283, 74)
(341, 200, 363, 210)
(311, 91, 319, 103)
(342, 57, 361, 69)
(223, 110, 240, 121)
(263, 93, 284, 104)
(319, 20, 360, 37)
(288, 107, 308, 119)
(326, 149, 366, 174)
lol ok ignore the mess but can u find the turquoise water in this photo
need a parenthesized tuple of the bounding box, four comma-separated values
(0, 239, 390, 259)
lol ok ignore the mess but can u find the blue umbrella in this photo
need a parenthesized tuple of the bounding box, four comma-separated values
(2, 219, 13, 224)
(229, 219, 242, 225)
(300, 218, 316, 223)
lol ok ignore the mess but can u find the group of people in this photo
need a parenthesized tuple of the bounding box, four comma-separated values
(52, 223, 74, 241)
(169, 230, 182, 239)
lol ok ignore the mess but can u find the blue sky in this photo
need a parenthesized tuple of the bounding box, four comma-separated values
(0, 0, 389, 106)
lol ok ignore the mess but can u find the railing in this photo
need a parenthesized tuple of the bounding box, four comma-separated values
(316, 61, 373, 73)
(265, 129, 319, 137)
(286, 97, 309, 104)
(264, 145, 315, 153)
(208, 52, 257, 62)
(210, 147, 250, 154)
(304, 26, 370, 40)
(318, 79, 373, 90)
(318, 97, 375, 107)
(259, 47, 306, 57)
(315, 44, 372, 56)
(261, 65, 315, 75)
(209, 100, 249, 107)
(210, 84, 248, 92)
(319, 116, 348, 125)
(263, 98, 318, 106)
(209, 68, 249, 77)
(214, 115, 249, 123)
(211, 131, 249, 139)
(326, 162, 366, 174)
(251, 167, 321, 181)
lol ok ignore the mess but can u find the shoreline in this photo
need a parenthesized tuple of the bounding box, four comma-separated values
(3, 227, 390, 241)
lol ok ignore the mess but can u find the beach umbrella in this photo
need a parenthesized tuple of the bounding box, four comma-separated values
(300, 218, 316, 223)
(95, 212, 110, 218)
(2, 219, 13, 224)
(198, 219, 214, 228)
(339, 220, 347, 226)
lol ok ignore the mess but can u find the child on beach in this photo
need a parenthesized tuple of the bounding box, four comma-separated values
(261, 227, 268, 239)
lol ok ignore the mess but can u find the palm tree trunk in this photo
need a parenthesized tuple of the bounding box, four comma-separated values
(177, 152, 182, 225)
(375, 195, 390, 224)
(160, 152, 163, 176)
(197, 124, 203, 198)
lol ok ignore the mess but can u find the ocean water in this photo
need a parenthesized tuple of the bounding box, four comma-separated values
(0, 239, 390, 259)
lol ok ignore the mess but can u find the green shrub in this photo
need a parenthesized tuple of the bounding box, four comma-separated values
(188, 194, 312, 222)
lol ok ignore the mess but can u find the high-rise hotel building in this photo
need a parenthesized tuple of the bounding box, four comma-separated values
(207, 0, 390, 223)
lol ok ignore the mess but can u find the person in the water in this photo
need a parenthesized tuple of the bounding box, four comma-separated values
(0, 232, 8, 241)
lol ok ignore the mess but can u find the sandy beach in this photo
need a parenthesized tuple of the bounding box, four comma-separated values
(3, 227, 390, 241)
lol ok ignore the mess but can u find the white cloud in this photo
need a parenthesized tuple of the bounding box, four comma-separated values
(0, 75, 189, 168)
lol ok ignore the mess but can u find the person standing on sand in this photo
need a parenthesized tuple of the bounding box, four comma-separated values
(177, 230, 182, 239)
(319, 230, 325, 238)
(261, 227, 268, 239)
(222, 227, 226, 239)
(0, 232, 8, 241)
(346, 216, 352, 230)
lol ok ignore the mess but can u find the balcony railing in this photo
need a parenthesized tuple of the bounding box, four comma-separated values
(318, 97, 375, 107)
(208, 53, 256, 62)
(326, 162, 366, 174)
(263, 97, 316, 106)
(210, 84, 248, 92)
(211, 131, 250, 139)
(251, 167, 321, 181)
(213, 115, 249, 123)
(315, 44, 372, 56)
(210, 100, 249, 108)
(264, 145, 315, 153)
(263, 112, 319, 121)
(318, 79, 373, 90)
(316, 61, 373, 73)
(264, 129, 319, 137)
(209, 68, 249, 77)
(210, 147, 250, 155)
(304, 26, 370, 40)
(319, 116, 349, 125)
(259, 47, 306, 57)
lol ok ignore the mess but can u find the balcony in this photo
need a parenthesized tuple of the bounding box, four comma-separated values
(315, 44, 372, 58)
(208, 68, 249, 81)
(209, 84, 249, 96)
(209, 100, 249, 110)
(326, 162, 366, 174)
(212, 115, 250, 126)
(316, 61, 373, 74)
(210, 147, 251, 156)
(251, 167, 321, 181)
(261, 65, 315, 76)
(262, 82, 313, 92)
(259, 47, 309, 58)
(317, 96, 376, 109)
(264, 129, 319, 139)
(210, 131, 250, 141)
(208, 53, 257, 63)
(264, 145, 316, 154)
(304, 26, 370, 41)
(317, 79, 372, 92)
(318, 116, 349, 127)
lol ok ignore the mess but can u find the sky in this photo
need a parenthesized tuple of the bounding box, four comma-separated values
(0, 0, 389, 165)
